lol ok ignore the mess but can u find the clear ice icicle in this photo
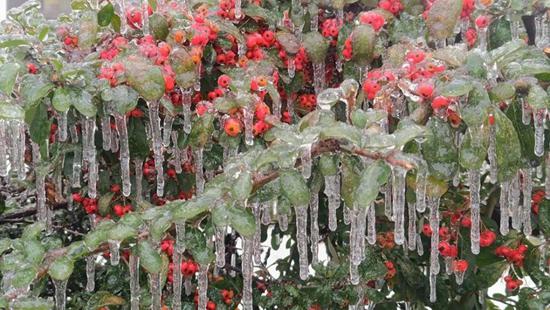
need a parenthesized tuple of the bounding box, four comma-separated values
(546, 154, 550, 200)
(241, 237, 254, 310)
(477, 28, 488, 52)
(522, 168, 533, 236)
(261, 203, 271, 225)
(392, 167, 407, 245)
(367, 203, 376, 245)
(416, 234, 424, 256)
(175, 223, 186, 254)
(488, 122, 498, 183)
(296, 204, 309, 280)
(311, 8, 319, 32)
(148, 101, 165, 197)
(183, 91, 193, 134)
(310, 192, 319, 265)
(215, 227, 226, 268)
(101, 114, 112, 151)
(349, 262, 360, 285)
(509, 173, 522, 230)
(108, 240, 120, 266)
(384, 180, 393, 220)
(429, 273, 437, 303)
(16, 123, 26, 180)
(162, 115, 174, 147)
(324, 174, 341, 231)
(252, 203, 262, 264)
(172, 250, 183, 310)
(110, 127, 119, 153)
(278, 213, 289, 232)
(83, 118, 98, 198)
(313, 61, 325, 95)
(454, 267, 466, 285)
(129, 254, 140, 310)
(343, 206, 351, 225)
(58, 112, 68, 142)
(71, 125, 82, 188)
(288, 57, 296, 78)
(235, 0, 242, 19)
(534, 109, 546, 157)
(500, 181, 510, 235)
(149, 272, 162, 310)
(172, 132, 182, 174)
(134, 159, 143, 201)
(0, 121, 7, 176)
(32, 142, 48, 228)
(408, 203, 417, 251)
(469, 169, 481, 254)
(115, 114, 132, 197)
(86, 256, 95, 292)
(445, 257, 453, 275)
(428, 196, 440, 275)
(53, 279, 68, 310)
(301, 144, 313, 179)
(194, 147, 205, 195)
(521, 97, 531, 125)
(244, 103, 254, 146)
(197, 264, 209, 310)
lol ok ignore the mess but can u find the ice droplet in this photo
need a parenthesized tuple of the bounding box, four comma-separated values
(244, 103, 255, 146)
(416, 234, 424, 256)
(522, 168, 533, 236)
(469, 169, 481, 254)
(148, 101, 165, 197)
(53, 279, 68, 310)
(445, 257, 453, 275)
(534, 108, 546, 157)
(325, 174, 341, 231)
(296, 204, 309, 280)
(287, 57, 296, 78)
(477, 28, 487, 52)
(241, 237, 254, 310)
(108, 240, 121, 266)
(197, 264, 209, 310)
(183, 90, 193, 134)
(86, 256, 95, 292)
(488, 123, 498, 183)
(194, 147, 205, 195)
(454, 267, 465, 285)
(428, 196, 440, 275)
(215, 227, 226, 268)
(367, 203, 376, 245)
(384, 180, 393, 220)
(310, 191, 319, 265)
(408, 203, 417, 251)
(392, 167, 407, 245)
(115, 114, 132, 197)
(234, 0, 242, 19)
(261, 203, 272, 225)
(349, 262, 360, 285)
(499, 180, 510, 236)
(343, 205, 351, 225)
(129, 254, 140, 310)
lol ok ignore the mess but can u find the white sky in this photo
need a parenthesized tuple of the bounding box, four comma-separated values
(0, 0, 7, 20)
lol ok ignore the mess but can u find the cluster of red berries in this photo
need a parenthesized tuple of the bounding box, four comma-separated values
(495, 244, 528, 267)
(404, 50, 446, 81)
(190, 21, 219, 48)
(193, 292, 217, 310)
(361, 69, 395, 100)
(475, 15, 491, 29)
(125, 5, 150, 30)
(461, 0, 475, 19)
(27, 63, 38, 74)
(531, 190, 544, 214)
(359, 11, 386, 32)
(98, 62, 125, 87)
(298, 94, 317, 111)
(377, 232, 396, 250)
(504, 275, 523, 292)
(216, 0, 238, 20)
(63, 35, 79, 48)
(321, 18, 342, 41)
(378, 0, 403, 15)
(342, 37, 353, 60)
(465, 28, 478, 47)
(438, 240, 459, 257)
(72, 193, 98, 215)
(99, 36, 128, 60)
(384, 261, 397, 279)
(220, 289, 235, 305)
(453, 259, 469, 273)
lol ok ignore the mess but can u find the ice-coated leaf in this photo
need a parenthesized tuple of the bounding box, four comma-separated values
(231, 170, 253, 201)
(462, 83, 491, 129)
(51, 88, 71, 112)
(354, 160, 391, 208)
(493, 109, 522, 181)
(78, 10, 98, 48)
(48, 257, 74, 281)
(189, 114, 215, 147)
(22, 222, 46, 240)
(171, 48, 197, 89)
(97, 3, 114, 26)
(0, 102, 24, 120)
(108, 224, 137, 241)
(527, 84, 550, 110)
(340, 155, 362, 208)
(26, 102, 50, 145)
(137, 240, 162, 274)
(439, 79, 474, 97)
(0, 62, 19, 95)
(103, 85, 139, 114)
(488, 17, 512, 51)
(212, 204, 256, 238)
(20, 75, 54, 105)
(421, 118, 458, 180)
(506, 99, 538, 167)
(85, 291, 125, 310)
(319, 154, 339, 176)
(459, 127, 488, 170)
(150, 215, 172, 242)
(320, 122, 363, 146)
(303, 32, 329, 64)
(280, 170, 310, 207)
(72, 90, 96, 117)
(425, 0, 463, 39)
(275, 32, 300, 54)
(10, 298, 53, 310)
(125, 57, 165, 101)
(490, 82, 516, 101)
(351, 24, 376, 65)
(149, 13, 169, 41)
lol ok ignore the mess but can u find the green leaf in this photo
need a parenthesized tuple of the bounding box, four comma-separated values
(320, 122, 363, 146)
(128, 117, 149, 158)
(20, 75, 54, 105)
(488, 17, 512, 51)
(212, 204, 256, 238)
(231, 170, 253, 201)
(527, 84, 550, 110)
(439, 79, 474, 97)
(459, 127, 488, 170)
(280, 170, 310, 207)
(421, 118, 458, 180)
(137, 240, 162, 274)
(354, 160, 390, 208)
(189, 114, 215, 148)
(0, 102, 24, 120)
(103, 85, 139, 114)
(149, 13, 169, 41)
(125, 57, 165, 101)
(319, 154, 339, 176)
(0, 63, 20, 95)
(0, 39, 30, 49)
(108, 224, 137, 241)
(150, 215, 172, 242)
(97, 3, 114, 26)
(78, 10, 99, 48)
(48, 257, 74, 281)
(506, 99, 539, 167)
(111, 14, 121, 32)
(276, 32, 301, 55)
(51, 88, 71, 112)
(340, 155, 362, 208)
(493, 109, 522, 181)
(72, 89, 97, 117)
(22, 222, 46, 239)
(462, 83, 491, 129)
(171, 48, 197, 89)
(351, 24, 376, 66)
(26, 102, 50, 145)
(426, 0, 463, 39)
(302, 32, 329, 64)
(86, 291, 126, 310)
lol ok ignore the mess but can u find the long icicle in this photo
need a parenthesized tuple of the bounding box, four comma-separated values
(194, 147, 205, 195)
(325, 174, 341, 231)
(408, 203, 417, 251)
(500, 180, 510, 235)
(53, 279, 68, 310)
(392, 167, 407, 245)
(162, 114, 174, 147)
(241, 237, 254, 310)
(172, 249, 183, 310)
(129, 253, 140, 310)
(509, 172, 522, 230)
(469, 169, 481, 254)
(546, 153, 550, 200)
(534, 108, 546, 157)
(85, 256, 95, 292)
(197, 263, 209, 310)
(384, 171, 393, 220)
(58, 112, 68, 142)
(252, 202, 262, 264)
(488, 121, 498, 183)
(71, 124, 82, 188)
(148, 100, 164, 197)
(296, 204, 309, 280)
(367, 203, 376, 245)
(32, 142, 49, 229)
(428, 196, 440, 276)
(215, 227, 226, 268)
(310, 191, 319, 265)
(101, 112, 112, 151)
(115, 114, 132, 197)
(83, 118, 98, 198)
(149, 272, 162, 310)
(522, 168, 533, 236)
(0, 121, 7, 176)
(134, 159, 143, 201)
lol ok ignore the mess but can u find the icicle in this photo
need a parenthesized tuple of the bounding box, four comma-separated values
(241, 237, 254, 310)
(183, 90, 193, 134)
(149, 272, 162, 310)
(296, 204, 309, 280)
(478, 289, 486, 305)
(310, 192, 319, 265)
(392, 167, 407, 245)
(416, 234, 424, 256)
(301, 144, 313, 179)
(32, 142, 48, 228)
(428, 196, 440, 275)
(477, 27, 487, 52)
(287, 57, 296, 78)
(234, 0, 242, 19)
(367, 203, 376, 245)
(452, 173, 460, 187)
(175, 223, 186, 254)
(215, 227, 226, 268)
(535, 15, 544, 47)
(286, 97, 295, 120)
(71, 125, 82, 188)
(522, 168, 533, 236)
(244, 103, 254, 146)
(58, 112, 68, 142)
(499, 180, 510, 236)
(172, 251, 183, 310)
(311, 7, 319, 32)
(172, 132, 182, 174)
(252, 203, 262, 264)
(197, 264, 209, 310)
(53, 279, 68, 310)
(194, 63, 202, 92)
(148, 101, 165, 197)
(349, 262, 360, 285)
(324, 174, 341, 231)
(416, 168, 427, 213)
(141, 0, 149, 34)
(162, 115, 174, 147)
(110, 126, 119, 153)
(278, 213, 288, 232)
(101, 114, 112, 151)
(129, 254, 140, 310)
(454, 266, 465, 285)
(108, 240, 120, 266)
(11, 122, 26, 180)
(429, 273, 437, 303)
(488, 122, 498, 183)
(343, 205, 351, 225)
(86, 256, 95, 292)
(184, 278, 192, 296)
(0, 121, 7, 176)
(83, 118, 98, 198)
(115, 114, 132, 197)
(313, 61, 325, 95)
(261, 203, 271, 225)
(510, 173, 522, 230)
(134, 159, 143, 201)
(546, 155, 550, 200)
(469, 169, 481, 254)
(194, 147, 205, 195)
(384, 180, 393, 220)
(534, 108, 546, 157)
(408, 203, 417, 251)
(445, 257, 453, 275)
(521, 97, 531, 125)
(540, 245, 548, 272)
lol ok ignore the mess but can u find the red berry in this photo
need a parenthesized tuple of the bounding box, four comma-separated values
(475, 15, 491, 29)
(72, 193, 83, 203)
(453, 259, 468, 272)
(110, 184, 121, 193)
(224, 117, 242, 137)
(431, 96, 450, 110)
(217, 74, 231, 88)
(416, 82, 434, 99)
